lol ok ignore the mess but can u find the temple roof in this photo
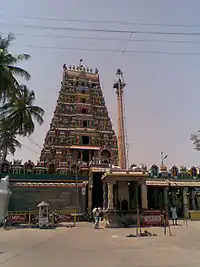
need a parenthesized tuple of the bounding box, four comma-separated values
(102, 171, 149, 182)
(146, 180, 200, 187)
(10, 182, 87, 188)
(64, 64, 99, 82)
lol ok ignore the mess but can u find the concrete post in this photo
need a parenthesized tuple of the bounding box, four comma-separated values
(88, 176, 93, 211)
(108, 183, 114, 210)
(141, 182, 148, 209)
(183, 187, 188, 216)
(164, 187, 168, 214)
(135, 183, 139, 210)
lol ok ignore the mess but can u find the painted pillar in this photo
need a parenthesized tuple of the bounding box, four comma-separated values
(141, 182, 148, 209)
(192, 190, 196, 210)
(103, 182, 108, 210)
(183, 187, 188, 216)
(88, 175, 93, 211)
(135, 183, 139, 210)
(108, 182, 114, 210)
(164, 187, 168, 214)
(81, 183, 86, 213)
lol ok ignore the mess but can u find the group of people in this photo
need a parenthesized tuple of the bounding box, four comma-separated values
(91, 204, 178, 229)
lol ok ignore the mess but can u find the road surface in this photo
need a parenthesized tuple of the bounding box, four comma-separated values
(0, 221, 200, 267)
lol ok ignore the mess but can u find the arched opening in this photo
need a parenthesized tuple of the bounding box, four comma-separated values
(48, 164, 56, 174)
(100, 149, 111, 164)
(24, 164, 33, 174)
(151, 164, 158, 177)
(82, 108, 87, 114)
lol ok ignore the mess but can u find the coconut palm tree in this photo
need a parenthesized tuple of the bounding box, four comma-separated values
(0, 123, 21, 160)
(0, 85, 44, 136)
(0, 33, 31, 101)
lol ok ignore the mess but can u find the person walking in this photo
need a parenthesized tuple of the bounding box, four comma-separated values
(92, 207, 100, 229)
(170, 204, 178, 225)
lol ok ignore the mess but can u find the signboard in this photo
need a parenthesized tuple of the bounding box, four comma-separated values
(57, 214, 72, 222)
(190, 211, 200, 221)
(143, 210, 162, 226)
(10, 214, 26, 223)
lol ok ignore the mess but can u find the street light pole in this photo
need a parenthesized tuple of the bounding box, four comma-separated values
(161, 152, 168, 165)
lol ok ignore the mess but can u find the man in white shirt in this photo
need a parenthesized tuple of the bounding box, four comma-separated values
(92, 207, 100, 229)
(170, 205, 178, 225)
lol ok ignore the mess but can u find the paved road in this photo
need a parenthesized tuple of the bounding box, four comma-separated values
(0, 222, 200, 267)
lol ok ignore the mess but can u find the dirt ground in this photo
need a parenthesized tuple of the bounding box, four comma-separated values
(0, 220, 200, 267)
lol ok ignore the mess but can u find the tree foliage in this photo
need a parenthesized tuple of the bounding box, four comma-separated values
(0, 33, 31, 101)
(0, 122, 21, 160)
(0, 33, 44, 160)
(0, 85, 44, 136)
(191, 130, 200, 151)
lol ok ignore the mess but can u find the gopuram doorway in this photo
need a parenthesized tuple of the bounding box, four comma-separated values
(92, 172, 104, 209)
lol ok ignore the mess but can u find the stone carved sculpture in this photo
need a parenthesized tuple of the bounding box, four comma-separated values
(0, 176, 10, 224)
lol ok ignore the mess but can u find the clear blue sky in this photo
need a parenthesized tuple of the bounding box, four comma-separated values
(1, 0, 200, 168)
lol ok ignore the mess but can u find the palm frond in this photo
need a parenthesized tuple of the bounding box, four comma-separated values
(0, 33, 15, 51)
(31, 111, 44, 125)
(14, 54, 31, 62)
(6, 66, 31, 81)
(31, 105, 45, 116)
(0, 85, 44, 136)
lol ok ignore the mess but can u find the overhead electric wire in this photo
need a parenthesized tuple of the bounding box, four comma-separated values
(11, 44, 200, 56)
(2, 31, 200, 45)
(3, 22, 200, 36)
(21, 144, 40, 155)
(28, 137, 43, 149)
(1, 13, 200, 28)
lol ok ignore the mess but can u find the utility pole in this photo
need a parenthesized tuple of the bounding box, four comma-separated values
(113, 69, 127, 169)
(161, 152, 168, 165)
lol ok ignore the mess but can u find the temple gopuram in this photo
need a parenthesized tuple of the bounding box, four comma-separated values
(4, 63, 118, 212)
(1, 63, 200, 223)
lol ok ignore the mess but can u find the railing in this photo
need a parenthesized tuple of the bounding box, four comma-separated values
(6, 209, 78, 227)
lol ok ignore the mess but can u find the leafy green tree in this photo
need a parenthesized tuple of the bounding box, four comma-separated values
(191, 131, 200, 151)
(0, 85, 44, 136)
(0, 33, 30, 101)
(0, 123, 21, 160)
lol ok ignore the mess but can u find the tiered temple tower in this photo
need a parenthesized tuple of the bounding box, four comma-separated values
(40, 62, 118, 171)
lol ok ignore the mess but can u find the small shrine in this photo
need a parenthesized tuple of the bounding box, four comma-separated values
(37, 201, 50, 228)
(101, 169, 149, 227)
